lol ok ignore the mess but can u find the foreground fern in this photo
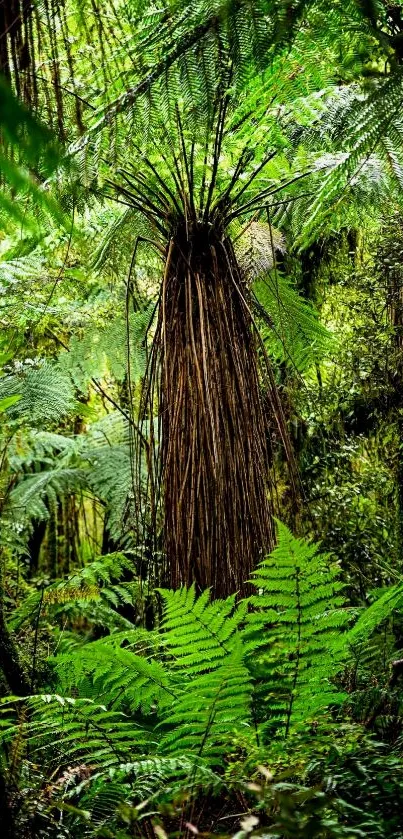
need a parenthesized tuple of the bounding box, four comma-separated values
(246, 522, 352, 738)
(1, 524, 402, 837)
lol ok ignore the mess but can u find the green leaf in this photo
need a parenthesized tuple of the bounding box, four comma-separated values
(0, 394, 21, 413)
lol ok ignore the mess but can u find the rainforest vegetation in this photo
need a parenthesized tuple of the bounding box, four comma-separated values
(4, 1, 403, 837)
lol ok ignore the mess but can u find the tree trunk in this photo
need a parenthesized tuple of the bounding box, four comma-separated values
(0, 610, 29, 696)
(147, 222, 274, 597)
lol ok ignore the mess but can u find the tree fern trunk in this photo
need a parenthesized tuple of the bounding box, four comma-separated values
(154, 222, 273, 596)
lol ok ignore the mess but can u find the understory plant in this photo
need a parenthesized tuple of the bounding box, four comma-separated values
(1, 523, 403, 837)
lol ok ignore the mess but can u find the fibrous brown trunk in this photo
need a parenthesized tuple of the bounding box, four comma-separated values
(154, 221, 273, 596)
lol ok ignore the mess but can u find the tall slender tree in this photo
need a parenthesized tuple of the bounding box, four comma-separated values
(108, 74, 302, 595)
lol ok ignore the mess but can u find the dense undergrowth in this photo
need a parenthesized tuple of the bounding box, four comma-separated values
(2, 1, 403, 837)
(2, 525, 403, 837)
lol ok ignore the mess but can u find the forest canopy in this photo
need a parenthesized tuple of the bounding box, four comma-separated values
(2, 1, 403, 837)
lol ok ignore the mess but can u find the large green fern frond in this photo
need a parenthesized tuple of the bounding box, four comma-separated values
(158, 585, 248, 676)
(254, 270, 332, 372)
(293, 74, 403, 246)
(245, 521, 351, 738)
(0, 695, 152, 771)
(0, 364, 76, 425)
(158, 643, 253, 763)
(7, 467, 87, 524)
(55, 639, 172, 714)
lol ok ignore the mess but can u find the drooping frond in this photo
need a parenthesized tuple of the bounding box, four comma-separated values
(9, 552, 138, 634)
(236, 218, 330, 371)
(0, 694, 152, 771)
(58, 303, 154, 391)
(253, 270, 332, 372)
(292, 75, 403, 246)
(0, 77, 61, 227)
(54, 634, 172, 714)
(343, 582, 403, 650)
(7, 467, 86, 524)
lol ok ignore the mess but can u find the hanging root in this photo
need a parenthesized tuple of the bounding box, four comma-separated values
(143, 218, 274, 596)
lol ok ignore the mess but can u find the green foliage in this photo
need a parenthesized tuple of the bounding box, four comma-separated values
(306, 738, 403, 839)
(0, 693, 151, 767)
(159, 644, 252, 761)
(57, 304, 154, 391)
(3, 2, 403, 837)
(245, 522, 351, 738)
(0, 76, 62, 227)
(346, 583, 403, 648)
(158, 586, 248, 674)
(254, 270, 331, 372)
(0, 364, 76, 425)
(1, 525, 402, 837)
(10, 552, 140, 637)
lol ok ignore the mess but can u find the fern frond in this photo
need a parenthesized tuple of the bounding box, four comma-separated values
(343, 583, 403, 650)
(9, 553, 138, 636)
(58, 304, 154, 391)
(253, 270, 332, 372)
(245, 521, 350, 738)
(158, 585, 248, 675)
(294, 75, 403, 246)
(0, 695, 152, 771)
(54, 639, 172, 714)
(0, 364, 76, 425)
(158, 643, 252, 764)
(8, 467, 87, 524)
